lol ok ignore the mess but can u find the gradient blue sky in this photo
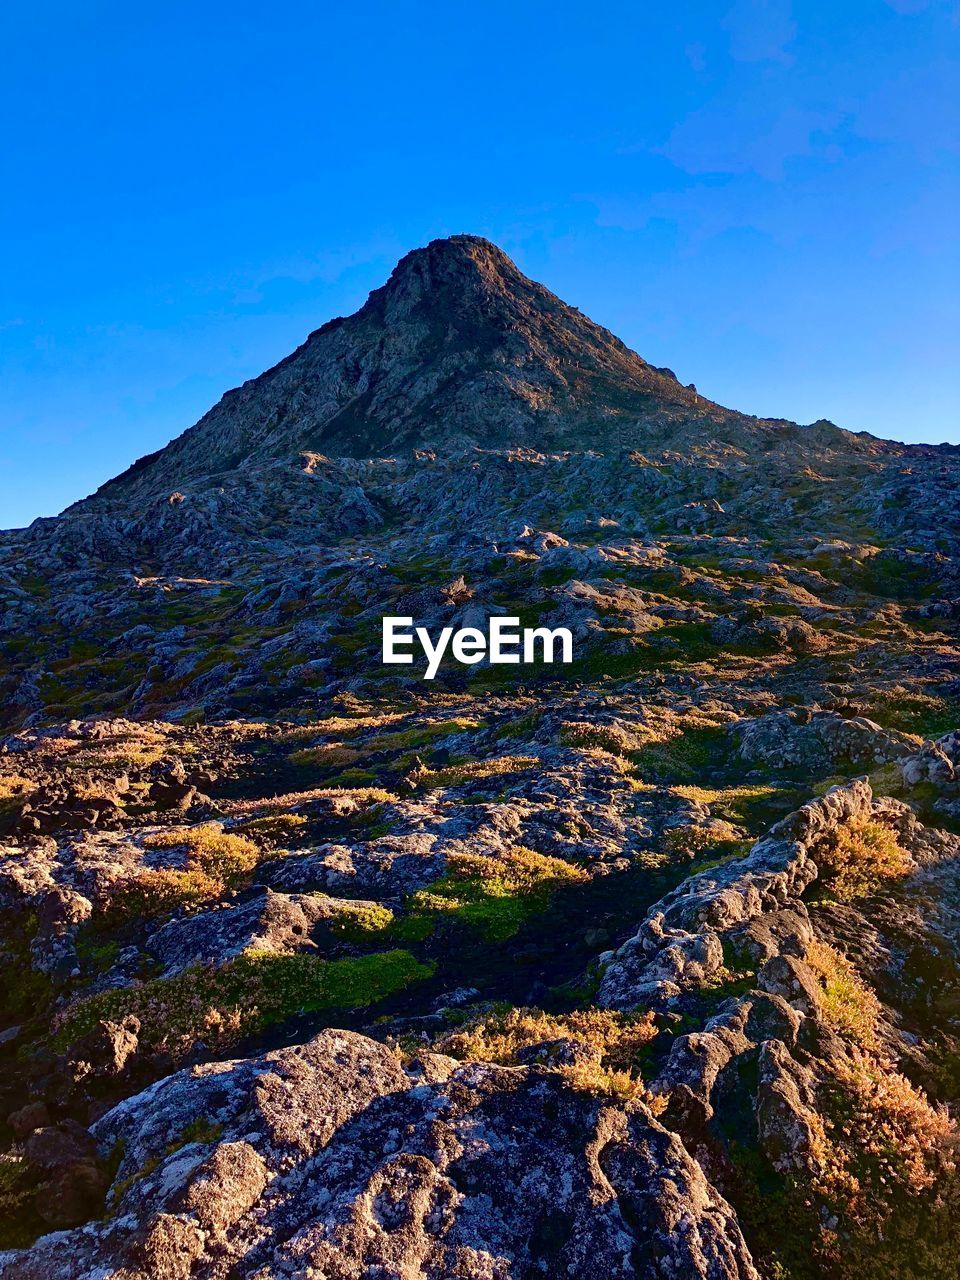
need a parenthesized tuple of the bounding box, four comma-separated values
(1, 0, 957, 528)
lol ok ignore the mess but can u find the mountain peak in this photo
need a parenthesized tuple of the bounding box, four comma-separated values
(389, 233, 515, 276)
(361, 234, 562, 327)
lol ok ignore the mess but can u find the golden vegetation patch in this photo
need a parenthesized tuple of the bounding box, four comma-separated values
(143, 822, 260, 880)
(413, 754, 538, 791)
(433, 1005, 657, 1067)
(430, 1006, 664, 1105)
(805, 939, 881, 1046)
(816, 818, 912, 901)
(224, 785, 397, 817)
(0, 775, 34, 812)
(289, 717, 484, 767)
(104, 823, 264, 923)
(308, 712, 408, 737)
(671, 782, 780, 822)
(559, 720, 655, 756)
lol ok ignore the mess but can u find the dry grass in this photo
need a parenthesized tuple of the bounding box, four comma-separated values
(414, 755, 538, 791)
(223, 786, 397, 816)
(430, 1006, 664, 1106)
(289, 717, 484, 768)
(433, 1005, 657, 1067)
(0, 776, 34, 813)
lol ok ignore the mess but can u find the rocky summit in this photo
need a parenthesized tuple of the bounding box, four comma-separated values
(0, 237, 959, 1280)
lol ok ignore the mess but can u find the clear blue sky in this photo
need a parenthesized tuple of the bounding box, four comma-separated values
(1, 1, 957, 528)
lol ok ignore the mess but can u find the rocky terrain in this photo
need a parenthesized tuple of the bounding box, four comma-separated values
(0, 236, 958, 1278)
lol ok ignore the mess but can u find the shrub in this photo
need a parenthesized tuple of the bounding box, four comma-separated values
(816, 818, 912, 901)
(0, 913, 53, 1025)
(103, 868, 222, 924)
(142, 822, 260, 881)
(808, 1052, 957, 1278)
(866, 690, 956, 739)
(662, 819, 741, 859)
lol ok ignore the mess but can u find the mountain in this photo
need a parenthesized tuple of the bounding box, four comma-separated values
(84, 235, 715, 504)
(79, 235, 876, 515)
(22, 234, 948, 579)
(0, 238, 959, 1280)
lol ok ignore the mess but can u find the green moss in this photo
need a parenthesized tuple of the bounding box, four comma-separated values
(324, 767, 380, 787)
(492, 710, 544, 740)
(413, 754, 537, 791)
(0, 913, 54, 1026)
(54, 949, 434, 1053)
(75, 932, 121, 975)
(292, 718, 483, 769)
(168, 1117, 223, 1150)
(852, 553, 937, 601)
(326, 901, 395, 940)
(110, 1154, 161, 1204)
(399, 847, 587, 941)
(866, 693, 957, 740)
(0, 1156, 43, 1249)
(537, 564, 580, 587)
(632, 725, 729, 784)
(672, 782, 798, 833)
